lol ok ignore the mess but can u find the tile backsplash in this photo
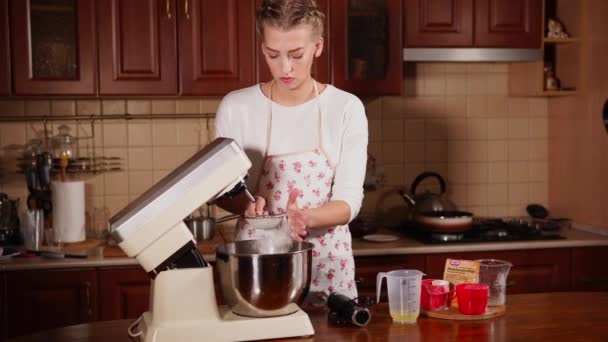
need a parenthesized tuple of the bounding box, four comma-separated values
(0, 98, 219, 216)
(0, 63, 548, 224)
(362, 63, 547, 223)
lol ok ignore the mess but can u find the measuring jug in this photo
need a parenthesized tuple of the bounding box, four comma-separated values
(376, 270, 425, 324)
(477, 259, 513, 306)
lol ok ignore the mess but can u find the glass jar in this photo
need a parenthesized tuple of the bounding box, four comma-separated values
(52, 124, 77, 159)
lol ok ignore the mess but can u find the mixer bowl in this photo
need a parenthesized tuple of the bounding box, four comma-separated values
(216, 240, 314, 317)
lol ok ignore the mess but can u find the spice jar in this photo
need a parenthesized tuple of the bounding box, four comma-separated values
(52, 125, 77, 159)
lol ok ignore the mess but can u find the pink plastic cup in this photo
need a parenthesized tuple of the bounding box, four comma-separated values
(456, 283, 489, 315)
(421, 279, 450, 310)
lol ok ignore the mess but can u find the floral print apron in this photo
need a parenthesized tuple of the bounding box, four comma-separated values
(234, 80, 357, 302)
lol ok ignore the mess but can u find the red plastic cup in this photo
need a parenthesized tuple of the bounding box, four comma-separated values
(456, 283, 489, 315)
(421, 279, 450, 310)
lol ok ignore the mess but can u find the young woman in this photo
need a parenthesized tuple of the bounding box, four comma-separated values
(215, 0, 368, 302)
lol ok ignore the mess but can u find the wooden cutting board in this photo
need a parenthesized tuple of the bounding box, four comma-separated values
(421, 305, 506, 320)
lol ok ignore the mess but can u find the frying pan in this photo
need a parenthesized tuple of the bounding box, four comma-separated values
(412, 210, 473, 233)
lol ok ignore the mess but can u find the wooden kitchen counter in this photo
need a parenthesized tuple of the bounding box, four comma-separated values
(10, 292, 608, 341)
(2, 226, 608, 271)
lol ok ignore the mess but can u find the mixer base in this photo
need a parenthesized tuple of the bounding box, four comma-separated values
(140, 307, 314, 342)
(134, 267, 314, 342)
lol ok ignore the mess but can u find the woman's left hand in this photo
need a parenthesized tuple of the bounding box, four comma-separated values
(286, 190, 309, 241)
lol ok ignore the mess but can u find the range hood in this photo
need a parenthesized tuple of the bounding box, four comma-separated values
(403, 48, 542, 62)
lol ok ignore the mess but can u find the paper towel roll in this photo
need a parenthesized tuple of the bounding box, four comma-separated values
(51, 180, 86, 243)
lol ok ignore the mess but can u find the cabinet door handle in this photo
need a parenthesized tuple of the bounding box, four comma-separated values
(184, 0, 190, 20)
(166, 0, 172, 19)
(84, 281, 93, 318)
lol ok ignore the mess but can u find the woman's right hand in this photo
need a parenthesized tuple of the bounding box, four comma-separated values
(243, 195, 268, 217)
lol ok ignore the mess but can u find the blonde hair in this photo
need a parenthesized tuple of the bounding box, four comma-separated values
(256, 0, 325, 39)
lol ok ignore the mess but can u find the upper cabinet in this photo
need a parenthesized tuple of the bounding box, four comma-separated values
(405, 0, 542, 48)
(405, 0, 474, 47)
(4, 0, 403, 97)
(331, 0, 403, 96)
(474, 0, 542, 48)
(97, 0, 178, 95)
(0, 0, 10, 95)
(255, 0, 330, 85)
(10, 0, 97, 95)
(179, 0, 256, 96)
(97, 0, 256, 96)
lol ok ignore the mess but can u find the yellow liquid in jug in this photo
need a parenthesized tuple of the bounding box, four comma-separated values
(390, 310, 419, 324)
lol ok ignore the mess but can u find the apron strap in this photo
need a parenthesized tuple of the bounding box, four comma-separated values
(312, 80, 323, 149)
(263, 80, 274, 158)
(256, 78, 324, 192)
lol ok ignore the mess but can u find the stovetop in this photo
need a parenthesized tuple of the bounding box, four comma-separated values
(401, 217, 568, 244)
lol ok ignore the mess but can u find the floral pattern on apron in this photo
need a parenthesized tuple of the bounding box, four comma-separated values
(234, 80, 358, 301)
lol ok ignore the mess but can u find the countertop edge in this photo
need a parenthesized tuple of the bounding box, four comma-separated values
(571, 222, 608, 236)
(2, 228, 607, 271)
(352, 238, 608, 256)
(0, 254, 217, 272)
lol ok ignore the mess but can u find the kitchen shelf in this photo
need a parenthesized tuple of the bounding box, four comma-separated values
(509, 0, 582, 97)
(0, 113, 215, 123)
(543, 37, 580, 44)
(541, 90, 578, 96)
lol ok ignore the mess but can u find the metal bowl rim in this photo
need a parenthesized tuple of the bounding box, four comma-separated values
(216, 241, 315, 257)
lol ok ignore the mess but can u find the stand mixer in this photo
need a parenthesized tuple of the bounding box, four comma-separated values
(110, 138, 314, 342)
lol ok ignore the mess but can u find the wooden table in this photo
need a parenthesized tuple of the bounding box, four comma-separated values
(10, 292, 608, 341)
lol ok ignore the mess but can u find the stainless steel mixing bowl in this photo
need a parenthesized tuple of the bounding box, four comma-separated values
(216, 240, 314, 317)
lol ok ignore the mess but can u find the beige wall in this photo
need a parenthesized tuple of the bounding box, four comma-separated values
(548, 0, 608, 227)
(0, 62, 549, 227)
(363, 63, 548, 225)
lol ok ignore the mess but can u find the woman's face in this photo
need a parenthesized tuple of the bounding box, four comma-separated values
(261, 23, 323, 91)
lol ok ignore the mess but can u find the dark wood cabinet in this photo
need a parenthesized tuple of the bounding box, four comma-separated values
(179, 0, 256, 95)
(255, 0, 330, 85)
(97, 0, 178, 95)
(5, 269, 97, 339)
(2, 245, 603, 338)
(0, 272, 6, 341)
(0, 0, 10, 96)
(404, 0, 542, 48)
(404, 0, 474, 47)
(331, 0, 403, 96)
(355, 254, 425, 299)
(98, 0, 256, 96)
(571, 247, 608, 291)
(426, 249, 571, 294)
(474, 0, 542, 48)
(10, 0, 97, 95)
(98, 267, 150, 321)
(5, 0, 406, 97)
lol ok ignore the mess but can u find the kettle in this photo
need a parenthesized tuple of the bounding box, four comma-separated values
(398, 172, 457, 215)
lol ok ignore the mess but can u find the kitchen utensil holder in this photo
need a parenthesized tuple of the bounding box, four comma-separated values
(3, 113, 215, 175)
